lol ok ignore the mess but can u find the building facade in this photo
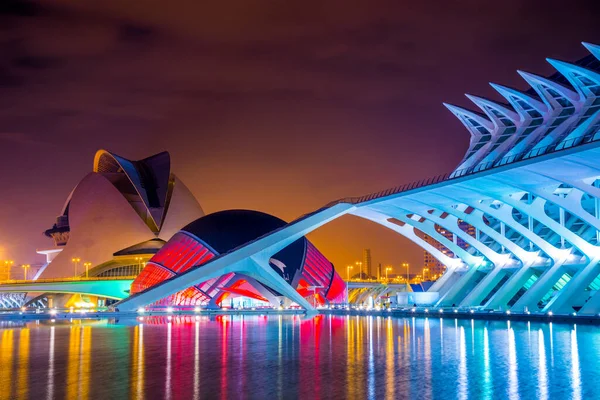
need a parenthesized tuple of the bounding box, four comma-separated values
(38, 149, 204, 280)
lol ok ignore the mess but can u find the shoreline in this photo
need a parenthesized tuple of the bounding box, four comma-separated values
(0, 307, 598, 325)
(324, 308, 600, 325)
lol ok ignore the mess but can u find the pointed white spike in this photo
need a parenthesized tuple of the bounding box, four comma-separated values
(443, 102, 493, 139)
(518, 70, 578, 107)
(546, 57, 600, 98)
(582, 42, 600, 60)
(465, 93, 519, 125)
(489, 82, 547, 115)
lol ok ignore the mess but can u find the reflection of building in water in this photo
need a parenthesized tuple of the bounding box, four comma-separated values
(423, 220, 475, 279)
(67, 324, 91, 400)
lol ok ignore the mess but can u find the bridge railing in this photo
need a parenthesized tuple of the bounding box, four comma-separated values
(330, 130, 600, 206)
(0, 276, 137, 285)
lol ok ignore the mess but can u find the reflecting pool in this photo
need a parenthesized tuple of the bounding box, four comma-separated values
(0, 315, 598, 399)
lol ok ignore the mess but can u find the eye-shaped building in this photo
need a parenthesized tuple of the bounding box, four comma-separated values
(131, 210, 346, 308)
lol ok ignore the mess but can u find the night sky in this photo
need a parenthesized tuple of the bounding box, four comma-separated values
(1, 0, 599, 275)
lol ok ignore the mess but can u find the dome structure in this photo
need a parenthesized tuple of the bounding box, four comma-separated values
(131, 210, 346, 308)
(38, 150, 204, 279)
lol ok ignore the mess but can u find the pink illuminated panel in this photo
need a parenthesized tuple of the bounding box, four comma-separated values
(295, 242, 346, 305)
(130, 232, 216, 306)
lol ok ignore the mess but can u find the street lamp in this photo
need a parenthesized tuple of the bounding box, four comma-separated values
(2, 260, 13, 281)
(346, 265, 353, 281)
(355, 261, 363, 280)
(83, 262, 91, 278)
(402, 262, 410, 288)
(22, 264, 30, 280)
(385, 266, 392, 281)
(423, 267, 430, 281)
(71, 257, 81, 278)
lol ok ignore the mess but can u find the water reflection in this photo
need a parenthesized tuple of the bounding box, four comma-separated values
(367, 316, 374, 399)
(165, 320, 172, 400)
(483, 327, 492, 398)
(47, 326, 55, 400)
(423, 318, 432, 400)
(17, 328, 29, 398)
(131, 323, 145, 400)
(385, 317, 394, 400)
(507, 321, 519, 399)
(458, 326, 467, 400)
(0, 316, 597, 399)
(1, 329, 14, 400)
(538, 329, 548, 400)
(193, 320, 199, 400)
(571, 326, 581, 400)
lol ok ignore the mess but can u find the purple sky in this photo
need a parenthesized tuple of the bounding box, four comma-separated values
(1, 0, 599, 275)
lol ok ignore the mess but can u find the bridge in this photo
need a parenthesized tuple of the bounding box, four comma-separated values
(0, 277, 134, 301)
(346, 281, 407, 289)
(345, 281, 406, 305)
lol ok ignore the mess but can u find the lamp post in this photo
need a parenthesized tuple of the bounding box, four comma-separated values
(72, 257, 81, 278)
(3, 260, 13, 281)
(346, 265, 353, 306)
(385, 266, 392, 281)
(355, 261, 363, 280)
(22, 264, 30, 280)
(402, 262, 410, 288)
(83, 262, 91, 278)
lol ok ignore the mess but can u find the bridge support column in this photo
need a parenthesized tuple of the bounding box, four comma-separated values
(578, 288, 600, 315)
(428, 267, 457, 296)
(206, 275, 280, 309)
(436, 267, 480, 307)
(485, 266, 537, 310)
(512, 261, 567, 312)
(245, 256, 315, 311)
(543, 259, 600, 314)
(459, 266, 510, 308)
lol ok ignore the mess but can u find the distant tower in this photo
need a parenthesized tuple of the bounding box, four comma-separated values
(378, 263, 382, 280)
(363, 249, 372, 278)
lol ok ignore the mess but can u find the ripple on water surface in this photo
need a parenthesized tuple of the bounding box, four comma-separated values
(0, 315, 597, 399)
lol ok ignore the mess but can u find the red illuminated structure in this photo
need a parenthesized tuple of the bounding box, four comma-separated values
(131, 210, 346, 308)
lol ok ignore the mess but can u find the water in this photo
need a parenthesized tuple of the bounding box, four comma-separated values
(0, 314, 598, 399)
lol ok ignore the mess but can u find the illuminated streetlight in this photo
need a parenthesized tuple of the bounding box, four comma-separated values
(385, 266, 392, 281)
(22, 264, 30, 280)
(402, 262, 410, 288)
(2, 260, 14, 281)
(423, 267, 430, 281)
(83, 262, 91, 278)
(355, 261, 363, 280)
(346, 265, 353, 281)
(71, 257, 81, 278)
